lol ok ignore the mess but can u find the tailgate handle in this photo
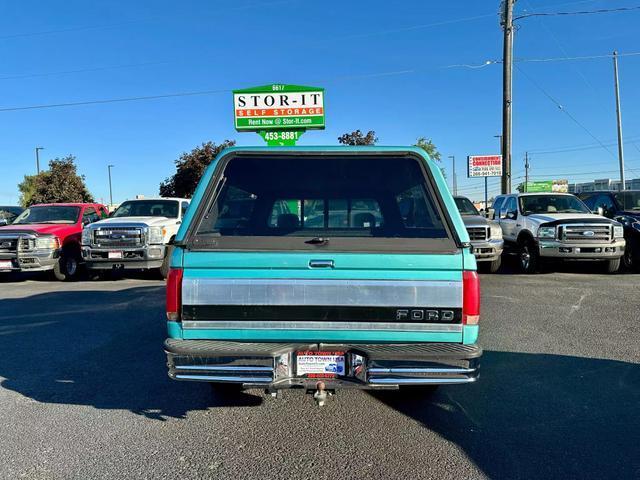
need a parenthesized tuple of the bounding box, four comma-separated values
(309, 259, 334, 269)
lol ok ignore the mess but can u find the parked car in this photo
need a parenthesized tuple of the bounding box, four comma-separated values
(454, 196, 503, 273)
(0, 206, 24, 225)
(163, 146, 481, 403)
(81, 197, 189, 278)
(0, 203, 108, 280)
(578, 190, 640, 270)
(493, 192, 625, 273)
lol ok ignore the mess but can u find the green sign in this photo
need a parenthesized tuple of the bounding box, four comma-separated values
(523, 180, 569, 193)
(526, 181, 553, 192)
(233, 84, 325, 146)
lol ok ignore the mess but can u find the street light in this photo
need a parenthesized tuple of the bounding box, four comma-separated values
(107, 165, 114, 206)
(35, 147, 44, 174)
(448, 155, 457, 195)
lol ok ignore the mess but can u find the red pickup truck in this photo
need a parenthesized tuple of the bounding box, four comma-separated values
(0, 203, 108, 280)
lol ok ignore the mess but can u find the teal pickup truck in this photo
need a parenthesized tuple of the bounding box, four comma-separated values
(164, 146, 481, 404)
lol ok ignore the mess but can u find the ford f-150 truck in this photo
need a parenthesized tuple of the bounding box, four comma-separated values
(0, 203, 108, 280)
(81, 197, 189, 278)
(493, 192, 625, 273)
(163, 146, 481, 404)
(454, 196, 503, 273)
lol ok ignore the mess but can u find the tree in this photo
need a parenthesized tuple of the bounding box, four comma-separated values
(338, 130, 378, 146)
(18, 175, 38, 207)
(160, 140, 236, 198)
(26, 156, 94, 206)
(414, 137, 446, 179)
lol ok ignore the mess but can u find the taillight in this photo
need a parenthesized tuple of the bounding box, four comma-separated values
(462, 270, 480, 325)
(166, 268, 183, 321)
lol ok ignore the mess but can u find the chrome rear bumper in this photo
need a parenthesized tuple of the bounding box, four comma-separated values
(164, 339, 481, 390)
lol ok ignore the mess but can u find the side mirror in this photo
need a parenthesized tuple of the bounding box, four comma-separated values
(82, 217, 91, 226)
(499, 209, 507, 220)
(506, 211, 516, 220)
(595, 207, 604, 216)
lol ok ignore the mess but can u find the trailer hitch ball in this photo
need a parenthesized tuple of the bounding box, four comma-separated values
(313, 381, 328, 407)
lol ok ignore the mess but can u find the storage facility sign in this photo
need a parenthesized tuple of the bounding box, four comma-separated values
(467, 155, 503, 178)
(233, 84, 325, 145)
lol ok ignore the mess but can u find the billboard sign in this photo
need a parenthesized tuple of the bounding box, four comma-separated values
(524, 180, 569, 193)
(233, 84, 325, 132)
(468, 155, 503, 178)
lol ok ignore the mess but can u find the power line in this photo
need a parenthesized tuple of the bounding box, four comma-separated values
(0, 60, 173, 81)
(515, 5, 640, 21)
(0, 88, 230, 112)
(516, 64, 618, 161)
(515, 51, 640, 63)
(526, 136, 640, 155)
(0, 0, 302, 41)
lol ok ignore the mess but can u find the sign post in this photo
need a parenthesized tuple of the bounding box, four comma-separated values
(233, 84, 325, 146)
(467, 155, 503, 216)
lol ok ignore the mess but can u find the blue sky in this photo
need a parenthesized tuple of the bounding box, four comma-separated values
(1, 0, 639, 204)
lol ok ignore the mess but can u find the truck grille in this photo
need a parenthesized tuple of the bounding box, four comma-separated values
(93, 227, 145, 248)
(0, 236, 19, 253)
(559, 224, 612, 242)
(0, 236, 35, 253)
(466, 226, 488, 241)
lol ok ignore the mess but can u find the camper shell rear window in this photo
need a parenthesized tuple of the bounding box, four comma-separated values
(185, 151, 460, 253)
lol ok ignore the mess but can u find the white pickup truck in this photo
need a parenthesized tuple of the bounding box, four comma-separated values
(493, 192, 625, 273)
(81, 197, 189, 277)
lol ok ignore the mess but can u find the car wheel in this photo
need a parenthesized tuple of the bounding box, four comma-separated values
(160, 245, 174, 279)
(604, 257, 621, 274)
(622, 240, 636, 271)
(518, 238, 539, 274)
(53, 251, 81, 281)
(488, 256, 502, 273)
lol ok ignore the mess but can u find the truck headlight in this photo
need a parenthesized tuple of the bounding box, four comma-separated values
(613, 225, 624, 238)
(149, 226, 164, 244)
(81, 229, 92, 246)
(489, 223, 502, 239)
(35, 236, 60, 250)
(537, 226, 556, 239)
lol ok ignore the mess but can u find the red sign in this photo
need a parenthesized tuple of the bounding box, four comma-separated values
(468, 155, 503, 178)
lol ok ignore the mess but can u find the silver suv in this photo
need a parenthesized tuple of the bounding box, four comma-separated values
(493, 192, 625, 273)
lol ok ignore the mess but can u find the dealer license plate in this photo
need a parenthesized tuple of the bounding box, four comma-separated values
(0, 260, 13, 270)
(108, 251, 123, 259)
(296, 351, 346, 377)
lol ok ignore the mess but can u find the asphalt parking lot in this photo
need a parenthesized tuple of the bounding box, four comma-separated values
(0, 266, 638, 480)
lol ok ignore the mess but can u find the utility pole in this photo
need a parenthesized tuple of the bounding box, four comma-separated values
(613, 50, 625, 191)
(524, 152, 530, 192)
(108, 165, 114, 206)
(501, 0, 515, 194)
(448, 155, 457, 195)
(35, 146, 44, 175)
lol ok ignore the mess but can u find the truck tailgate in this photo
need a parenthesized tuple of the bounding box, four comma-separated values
(179, 251, 465, 343)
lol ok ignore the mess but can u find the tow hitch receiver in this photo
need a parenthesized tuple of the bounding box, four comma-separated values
(312, 381, 330, 407)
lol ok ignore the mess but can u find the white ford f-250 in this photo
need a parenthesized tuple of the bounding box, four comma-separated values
(81, 197, 189, 277)
(492, 192, 625, 273)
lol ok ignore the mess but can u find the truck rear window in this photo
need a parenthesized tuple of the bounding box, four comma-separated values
(188, 153, 457, 252)
(187, 154, 455, 251)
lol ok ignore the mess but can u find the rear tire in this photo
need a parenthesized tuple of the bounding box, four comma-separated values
(604, 257, 621, 274)
(160, 245, 174, 279)
(518, 237, 539, 274)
